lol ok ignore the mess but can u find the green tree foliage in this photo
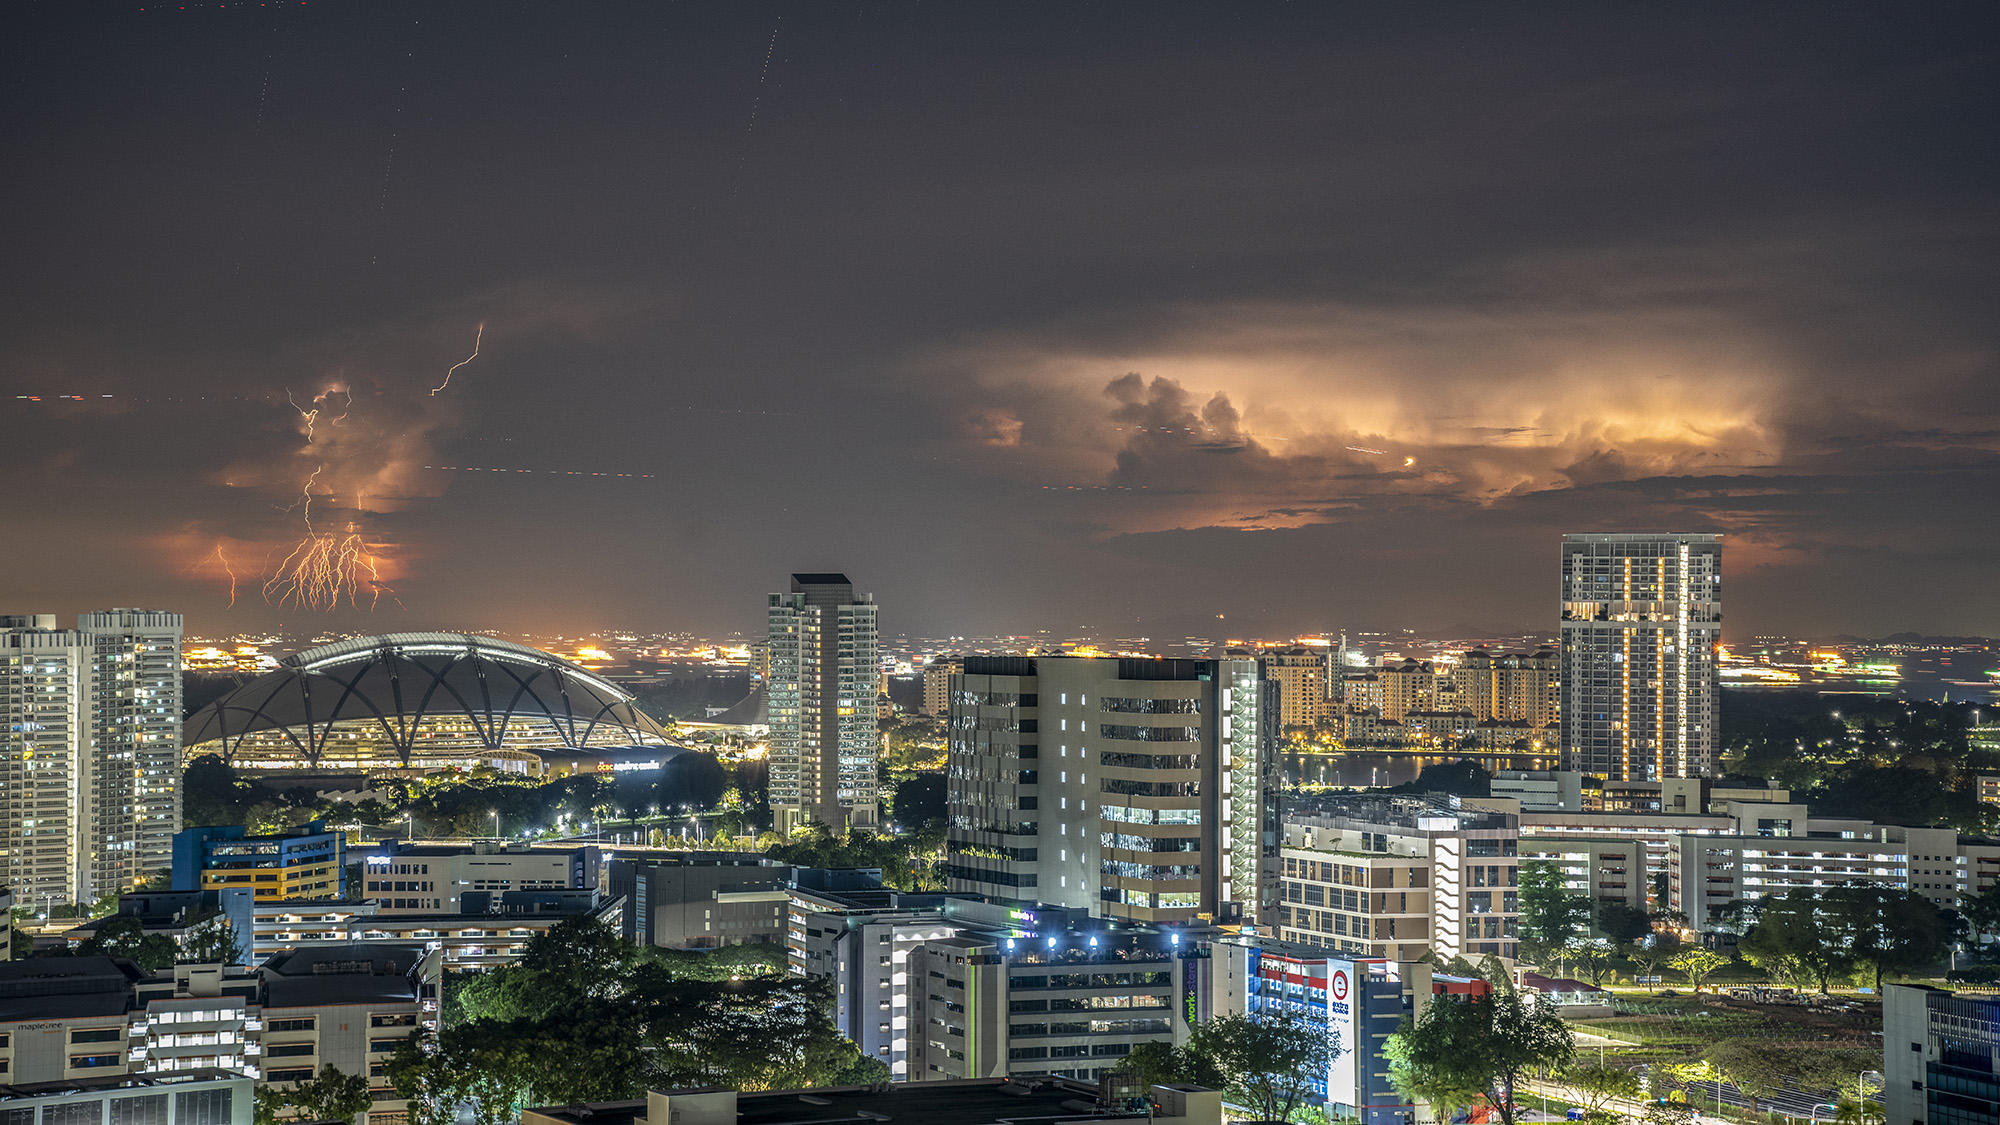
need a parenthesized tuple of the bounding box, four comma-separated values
(1628, 931, 1683, 988)
(182, 754, 285, 829)
(1961, 889, 2000, 940)
(1665, 948, 1730, 992)
(66, 915, 178, 971)
(1386, 990, 1574, 1125)
(395, 915, 880, 1121)
(1124, 1013, 1330, 1124)
(1643, 1101, 1697, 1125)
(255, 1064, 372, 1125)
(1836, 884, 1957, 991)
(1740, 888, 1849, 993)
(178, 912, 243, 965)
(889, 773, 945, 828)
(1833, 1099, 1886, 1125)
(880, 714, 947, 773)
(1517, 860, 1592, 958)
(767, 823, 945, 892)
(1703, 1041, 1795, 1113)
(1562, 1063, 1641, 1118)
(1721, 693, 1996, 832)
(644, 942, 788, 981)
(1743, 885, 1955, 993)
(1386, 760, 1491, 797)
(1596, 901, 1652, 943)
(1562, 939, 1617, 987)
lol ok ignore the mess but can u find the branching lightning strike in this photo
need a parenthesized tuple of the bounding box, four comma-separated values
(212, 544, 238, 609)
(263, 522, 390, 612)
(431, 324, 483, 396)
(264, 466, 390, 612)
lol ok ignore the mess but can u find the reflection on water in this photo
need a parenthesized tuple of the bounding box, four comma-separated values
(1283, 750, 1562, 789)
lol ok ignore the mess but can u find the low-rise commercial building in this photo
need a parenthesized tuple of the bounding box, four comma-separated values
(1277, 795, 1520, 961)
(358, 840, 602, 914)
(944, 655, 1279, 928)
(523, 1076, 1224, 1125)
(907, 926, 1199, 1085)
(1206, 936, 1492, 1125)
(1668, 818, 2000, 928)
(0, 1071, 252, 1125)
(172, 824, 345, 902)
(0, 945, 433, 1124)
(1886, 982, 2000, 1125)
(245, 892, 618, 968)
(785, 882, 988, 1080)
(609, 852, 793, 948)
(61, 889, 260, 966)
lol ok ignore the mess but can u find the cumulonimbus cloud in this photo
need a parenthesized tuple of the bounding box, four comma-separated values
(916, 293, 1802, 533)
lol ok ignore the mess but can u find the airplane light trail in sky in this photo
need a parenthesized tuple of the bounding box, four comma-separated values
(431, 323, 483, 396)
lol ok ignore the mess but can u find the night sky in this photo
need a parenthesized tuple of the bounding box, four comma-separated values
(5, 3, 1996, 641)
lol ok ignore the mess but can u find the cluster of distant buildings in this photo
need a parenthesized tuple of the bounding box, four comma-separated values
(8, 531, 1996, 1125)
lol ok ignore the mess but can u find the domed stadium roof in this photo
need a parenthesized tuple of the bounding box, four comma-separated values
(184, 632, 670, 769)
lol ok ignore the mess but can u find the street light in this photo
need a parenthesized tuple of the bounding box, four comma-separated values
(492, 810, 499, 838)
(1858, 1070, 1883, 1109)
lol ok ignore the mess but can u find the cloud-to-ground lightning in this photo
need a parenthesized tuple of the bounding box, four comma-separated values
(431, 324, 483, 396)
(264, 465, 392, 612)
(263, 522, 391, 612)
(289, 389, 320, 442)
(212, 544, 239, 608)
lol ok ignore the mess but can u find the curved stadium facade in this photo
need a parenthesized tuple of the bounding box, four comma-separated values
(182, 633, 671, 772)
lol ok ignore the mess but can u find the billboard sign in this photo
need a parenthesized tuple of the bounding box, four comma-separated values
(1326, 958, 1358, 1107)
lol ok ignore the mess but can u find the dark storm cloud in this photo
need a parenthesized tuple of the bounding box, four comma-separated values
(1, 2, 1995, 638)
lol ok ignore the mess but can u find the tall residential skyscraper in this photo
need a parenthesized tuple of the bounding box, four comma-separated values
(0, 609, 182, 906)
(2, 616, 91, 908)
(79, 609, 185, 892)
(766, 574, 879, 834)
(1559, 534, 1721, 781)
(944, 656, 1279, 926)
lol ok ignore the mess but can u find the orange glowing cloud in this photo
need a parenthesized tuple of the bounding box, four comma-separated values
(915, 294, 1794, 533)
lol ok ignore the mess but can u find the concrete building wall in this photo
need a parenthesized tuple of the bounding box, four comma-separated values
(767, 575, 880, 834)
(945, 657, 1277, 927)
(1559, 533, 1721, 781)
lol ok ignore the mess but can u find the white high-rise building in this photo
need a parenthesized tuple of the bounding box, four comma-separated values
(2, 616, 91, 907)
(943, 655, 1280, 926)
(766, 574, 879, 834)
(1559, 534, 1721, 780)
(81, 609, 185, 893)
(0, 609, 182, 906)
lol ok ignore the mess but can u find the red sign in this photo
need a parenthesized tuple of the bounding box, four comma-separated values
(1330, 969, 1349, 1001)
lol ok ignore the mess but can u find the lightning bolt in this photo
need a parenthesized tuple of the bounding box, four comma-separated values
(289, 389, 320, 442)
(263, 521, 390, 612)
(265, 465, 388, 610)
(212, 544, 238, 609)
(431, 323, 483, 396)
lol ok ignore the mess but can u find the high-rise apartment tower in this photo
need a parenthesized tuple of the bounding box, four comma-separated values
(944, 656, 1279, 926)
(1559, 534, 1720, 780)
(80, 609, 184, 893)
(766, 575, 879, 834)
(1, 609, 182, 905)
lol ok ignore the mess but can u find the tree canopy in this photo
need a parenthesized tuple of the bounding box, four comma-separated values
(1517, 860, 1592, 958)
(69, 915, 178, 971)
(391, 917, 883, 1125)
(1740, 884, 1957, 993)
(1125, 1012, 1330, 1124)
(255, 1064, 371, 1125)
(1387, 990, 1574, 1125)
